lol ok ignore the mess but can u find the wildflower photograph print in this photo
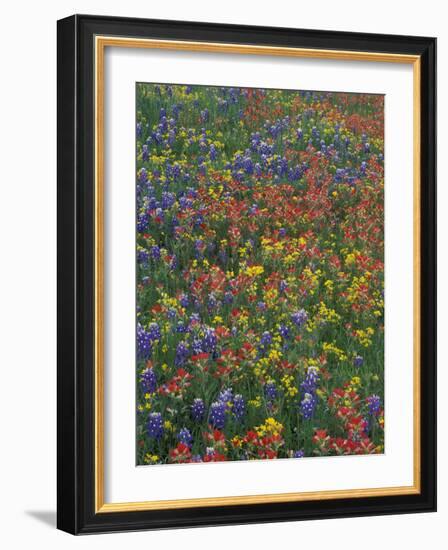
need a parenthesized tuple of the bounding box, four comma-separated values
(135, 83, 385, 466)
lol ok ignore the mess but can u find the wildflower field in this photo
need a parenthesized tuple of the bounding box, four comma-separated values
(136, 83, 384, 465)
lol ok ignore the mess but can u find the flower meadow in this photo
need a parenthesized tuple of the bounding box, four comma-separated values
(136, 83, 385, 466)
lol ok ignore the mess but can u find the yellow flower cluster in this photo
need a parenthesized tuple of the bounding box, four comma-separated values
(354, 327, 375, 347)
(144, 453, 160, 464)
(248, 395, 262, 408)
(322, 341, 348, 362)
(281, 374, 299, 398)
(244, 265, 265, 277)
(302, 266, 322, 295)
(346, 275, 369, 304)
(255, 417, 284, 437)
(317, 301, 341, 323)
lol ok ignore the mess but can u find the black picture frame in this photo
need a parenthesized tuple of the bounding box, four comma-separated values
(57, 14, 436, 534)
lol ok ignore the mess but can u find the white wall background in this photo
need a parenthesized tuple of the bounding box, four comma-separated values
(0, 0, 444, 546)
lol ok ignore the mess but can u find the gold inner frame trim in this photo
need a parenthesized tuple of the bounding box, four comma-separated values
(94, 35, 421, 513)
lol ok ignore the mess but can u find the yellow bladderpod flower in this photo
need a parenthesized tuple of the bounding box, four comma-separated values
(256, 417, 284, 437)
(244, 265, 265, 277)
(144, 453, 159, 464)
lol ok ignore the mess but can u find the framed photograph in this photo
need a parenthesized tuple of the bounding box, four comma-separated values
(57, 14, 436, 534)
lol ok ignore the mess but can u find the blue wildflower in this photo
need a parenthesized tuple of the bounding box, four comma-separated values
(177, 427, 193, 447)
(191, 398, 205, 422)
(146, 412, 164, 439)
(140, 367, 157, 393)
(209, 401, 226, 429)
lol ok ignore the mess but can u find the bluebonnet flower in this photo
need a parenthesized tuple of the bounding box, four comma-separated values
(137, 323, 152, 359)
(258, 331, 272, 356)
(140, 367, 157, 393)
(291, 309, 308, 328)
(175, 321, 187, 333)
(209, 144, 217, 161)
(218, 387, 233, 407)
(366, 395, 381, 416)
(278, 325, 289, 340)
(264, 381, 278, 401)
(200, 108, 209, 123)
(175, 341, 189, 367)
(288, 165, 302, 182)
(178, 196, 191, 210)
(172, 103, 181, 119)
(147, 322, 161, 342)
(260, 331, 272, 347)
(208, 292, 218, 311)
(243, 156, 254, 175)
(300, 392, 317, 420)
(177, 427, 193, 447)
(209, 400, 226, 429)
(233, 394, 246, 421)
(300, 367, 319, 394)
(293, 450, 305, 458)
(138, 167, 148, 184)
(169, 255, 177, 271)
(137, 212, 149, 233)
(142, 144, 149, 161)
(277, 157, 288, 177)
(191, 337, 204, 355)
(146, 412, 164, 439)
(354, 355, 364, 368)
(179, 293, 190, 308)
(201, 328, 217, 354)
(299, 367, 319, 420)
(161, 191, 176, 210)
(194, 239, 205, 258)
(334, 168, 345, 183)
(137, 249, 149, 265)
(150, 245, 161, 260)
(167, 307, 177, 321)
(191, 398, 205, 422)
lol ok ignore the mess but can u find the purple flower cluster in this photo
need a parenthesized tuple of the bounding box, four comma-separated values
(137, 322, 161, 359)
(137, 323, 152, 359)
(264, 381, 278, 401)
(291, 309, 308, 328)
(140, 367, 157, 394)
(147, 412, 164, 439)
(300, 393, 317, 420)
(175, 341, 189, 367)
(366, 394, 381, 416)
(177, 427, 193, 447)
(191, 398, 205, 422)
(233, 394, 246, 421)
(299, 367, 319, 420)
(147, 322, 161, 341)
(209, 400, 226, 429)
